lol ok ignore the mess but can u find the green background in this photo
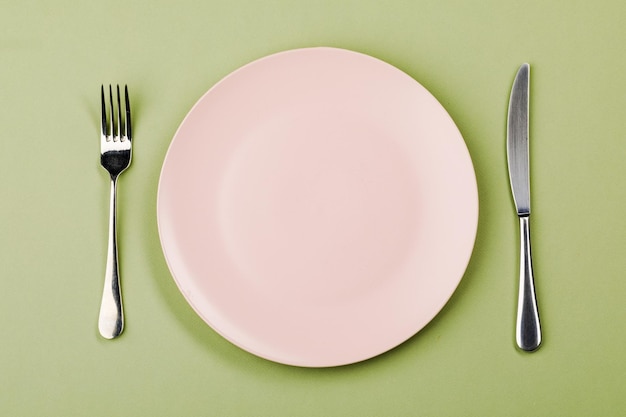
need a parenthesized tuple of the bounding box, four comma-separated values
(2, 0, 625, 415)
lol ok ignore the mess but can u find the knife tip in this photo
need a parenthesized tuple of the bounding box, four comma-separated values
(514, 63, 530, 83)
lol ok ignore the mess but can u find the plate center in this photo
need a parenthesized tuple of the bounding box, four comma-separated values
(218, 111, 419, 302)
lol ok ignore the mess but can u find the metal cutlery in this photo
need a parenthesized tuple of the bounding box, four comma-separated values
(98, 85, 132, 339)
(506, 64, 541, 351)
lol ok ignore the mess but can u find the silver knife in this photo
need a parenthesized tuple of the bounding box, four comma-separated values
(507, 63, 542, 351)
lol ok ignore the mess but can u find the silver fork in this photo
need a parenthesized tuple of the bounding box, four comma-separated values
(98, 85, 132, 339)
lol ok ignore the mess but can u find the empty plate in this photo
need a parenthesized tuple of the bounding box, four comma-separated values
(157, 47, 478, 367)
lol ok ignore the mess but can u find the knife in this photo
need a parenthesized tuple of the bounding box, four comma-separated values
(507, 63, 542, 351)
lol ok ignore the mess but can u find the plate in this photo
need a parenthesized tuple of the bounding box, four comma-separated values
(157, 47, 478, 367)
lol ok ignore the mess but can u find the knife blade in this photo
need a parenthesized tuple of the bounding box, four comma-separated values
(506, 63, 542, 352)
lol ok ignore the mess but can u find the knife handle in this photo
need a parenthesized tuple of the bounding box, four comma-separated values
(516, 216, 541, 351)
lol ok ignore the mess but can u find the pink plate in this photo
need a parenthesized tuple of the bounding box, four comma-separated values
(157, 47, 478, 367)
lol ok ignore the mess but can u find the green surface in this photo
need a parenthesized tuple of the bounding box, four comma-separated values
(2, 0, 626, 415)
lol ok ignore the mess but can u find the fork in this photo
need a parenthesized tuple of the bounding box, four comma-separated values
(98, 85, 132, 339)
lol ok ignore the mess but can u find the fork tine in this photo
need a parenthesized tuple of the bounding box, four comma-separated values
(116, 85, 122, 140)
(124, 85, 131, 140)
(108, 85, 116, 141)
(101, 85, 107, 138)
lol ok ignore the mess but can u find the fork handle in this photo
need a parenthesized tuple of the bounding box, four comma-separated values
(99, 177, 124, 339)
(516, 216, 541, 351)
